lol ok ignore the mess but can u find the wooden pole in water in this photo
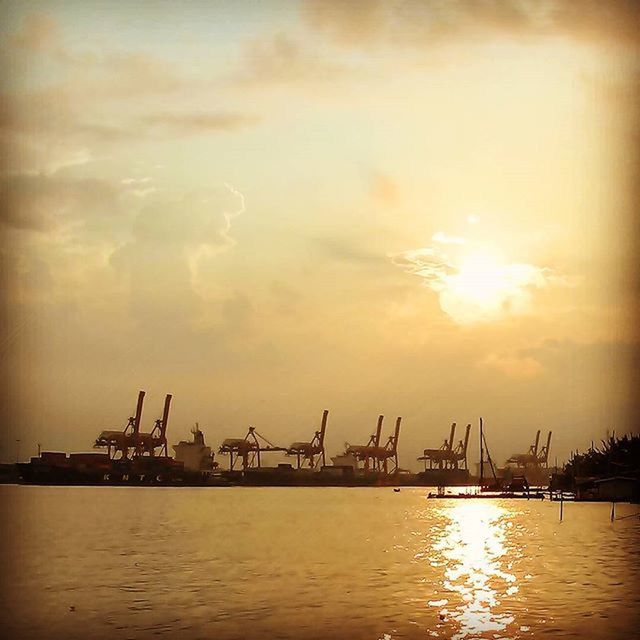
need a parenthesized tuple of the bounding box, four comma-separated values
(611, 501, 615, 522)
(479, 417, 484, 489)
(559, 491, 564, 521)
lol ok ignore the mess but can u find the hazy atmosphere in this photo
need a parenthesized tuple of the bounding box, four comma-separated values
(1, 0, 639, 469)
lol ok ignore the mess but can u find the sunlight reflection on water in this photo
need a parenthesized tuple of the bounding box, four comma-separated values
(430, 502, 517, 639)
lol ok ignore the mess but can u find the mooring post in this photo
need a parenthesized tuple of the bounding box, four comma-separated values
(611, 501, 615, 522)
(559, 491, 564, 522)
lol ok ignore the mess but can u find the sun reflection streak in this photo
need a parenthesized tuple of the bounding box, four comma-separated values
(431, 502, 517, 639)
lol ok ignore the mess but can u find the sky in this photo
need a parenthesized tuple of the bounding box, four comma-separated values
(1, 0, 639, 469)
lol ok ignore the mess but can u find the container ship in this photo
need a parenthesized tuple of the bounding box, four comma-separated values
(18, 391, 231, 486)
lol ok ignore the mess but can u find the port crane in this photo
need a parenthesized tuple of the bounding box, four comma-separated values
(345, 415, 402, 474)
(419, 422, 456, 470)
(507, 430, 553, 468)
(417, 423, 471, 470)
(345, 415, 385, 471)
(537, 431, 552, 467)
(371, 416, 402, 474)
(94, 390, 145, 459)
(94, 391, 173, 459)
(479, 417, 502, 490)
(135, 394, 172, 457)
(286, 409, 329, 469)
(219, 427, 286, 470)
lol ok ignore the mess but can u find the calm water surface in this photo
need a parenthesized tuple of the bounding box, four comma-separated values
(0, 486, 638, 639)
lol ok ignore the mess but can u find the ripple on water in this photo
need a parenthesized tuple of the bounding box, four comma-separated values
(1, 486, 639, 640)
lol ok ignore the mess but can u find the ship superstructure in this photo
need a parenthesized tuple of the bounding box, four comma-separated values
(173, 424, 216, 473)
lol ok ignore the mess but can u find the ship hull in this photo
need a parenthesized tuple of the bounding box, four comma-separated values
(17, 462, 233, 487)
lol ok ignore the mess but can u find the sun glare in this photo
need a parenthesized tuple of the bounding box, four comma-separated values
(439, 250, 540, 324)
(395, 239, 550, 325)
(451, 252, 509, 307)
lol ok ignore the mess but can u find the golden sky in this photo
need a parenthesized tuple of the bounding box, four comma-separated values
(1, 1, 638, 468)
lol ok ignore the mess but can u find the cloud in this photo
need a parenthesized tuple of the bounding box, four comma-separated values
(302, 0, 640, 48)
(370, 172, 400, 207)
(302, 1, 389, 46)
(235, 32, 351, 85)
(270, 281, 302, 315)
(0, 85, 258, 174)
(0, 85, 253, 142)
(0, 14, 258, 175)
(7, 12, 59, 52)
(110, 184, 245, 325)
(221, 292, 254, 333)
(121, 184, 245, 249)
(121, 177, 153, 186)
(313, 235, 384, 265)
(62, 51, 188, 98)
(120, 177, 157, 199)
(432, 231, 466, 245)
(514, 338, 640, 409)
(0, 173, 121, 232)
(5, 14, 187, 97)
(522, 338, 640, 374)
(479, 352, 544, 379)
(391, 247, 453, 291)
(142, 112, 259, 134)
(0, 88, 121, 174)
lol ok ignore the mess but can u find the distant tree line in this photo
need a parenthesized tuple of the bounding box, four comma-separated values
(561, 433, 640, 480)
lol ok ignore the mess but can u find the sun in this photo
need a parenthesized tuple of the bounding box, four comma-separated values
(393, 232, 552, 325)
(439, 250, 542, 324)
(453, 252, 508, 304)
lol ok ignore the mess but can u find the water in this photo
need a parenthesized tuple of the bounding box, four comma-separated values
(0, 486, 638, 639)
